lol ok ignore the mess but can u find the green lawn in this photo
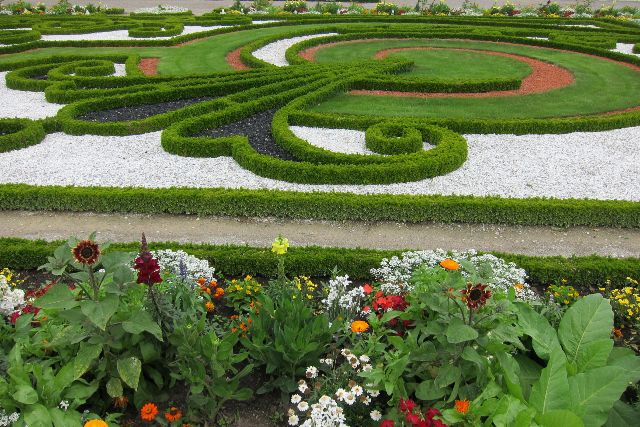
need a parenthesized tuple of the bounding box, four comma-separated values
(314, 39, 532, 81)
(311, 39, 640, 119)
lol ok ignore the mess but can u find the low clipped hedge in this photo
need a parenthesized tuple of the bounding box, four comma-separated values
(365, 121, 423, 154)
(0, 237, 637, 289)
(0, 119, 46, 153)
(0, 184, 638, 228)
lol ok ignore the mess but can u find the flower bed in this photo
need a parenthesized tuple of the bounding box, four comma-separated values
(0, 236, 638, 425)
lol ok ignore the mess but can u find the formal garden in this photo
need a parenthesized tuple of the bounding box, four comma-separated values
(0, 0, 639, 425)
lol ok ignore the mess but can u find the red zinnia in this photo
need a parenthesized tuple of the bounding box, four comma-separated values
(399, 398, 417, 413)
(133, 233, 162, 285)
(362, 283, 373, 294)
(460, 284, 491, 310)
(140, 402, 158, 421)
(380, 421, 395, 427)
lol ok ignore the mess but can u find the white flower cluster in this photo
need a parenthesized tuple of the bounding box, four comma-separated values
(0, 410, 19, 426)
(288, 352, 381, 427)
(322, 275, 364, 320)
(152, 249, 216, 284)
(0, 273, 25, 316)
(371, 249, 537, 301)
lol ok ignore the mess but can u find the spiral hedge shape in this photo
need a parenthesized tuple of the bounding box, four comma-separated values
(0, 119, 46, 153)
(365, 122, 424, 155)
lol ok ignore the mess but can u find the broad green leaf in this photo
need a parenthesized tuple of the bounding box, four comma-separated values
(606, 347, 640, 381)
(536, 410, 584, 427)
(446, 318, 478, 344)
(435, 364, 460, 388)
(515, 355, 543, 400)
(569, 365, 637, 427)
(492, 395, 530, 426)
(496, 352, 523, 401)
(575, 339, 613, 373)
(53, 363, 75, 390)
(516, 303, 562, 360)
(14, 384, 38, 404)
(49, 407, 82, 427)
(117, 356, 142, 391)
(73, 343, 102, 380)
(106, 377, 123, 398)
(603, 400, 640, 427)
(558, 294, 613, 372)
(63, 380, 99, 400)
(529, 352, 570, 414)
(24, 404, 52, 427)
(415, 379, 446, 400)
(35, 283, 78, 310)
(80, 294, 119, 330)
(122, 310, 163, 341)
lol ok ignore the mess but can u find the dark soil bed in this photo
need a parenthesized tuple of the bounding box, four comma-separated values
(198, 109, 297, 161)
(79, 96, 214, 122)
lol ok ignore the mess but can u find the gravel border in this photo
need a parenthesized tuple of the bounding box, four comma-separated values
(39, 25, 230, 41)
(0, 125, 637, 201)
(0, 71, 64, 119)
(613, 43, 640, 58)
(252, 33, 338, 66)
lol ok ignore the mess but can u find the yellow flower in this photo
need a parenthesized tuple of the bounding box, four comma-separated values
(271, 235, 289, 255)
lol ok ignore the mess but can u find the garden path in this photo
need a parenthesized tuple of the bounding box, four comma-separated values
(0, 211, 638, 257)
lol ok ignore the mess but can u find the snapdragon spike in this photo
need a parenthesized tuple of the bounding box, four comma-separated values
(134, 233, 162, 285)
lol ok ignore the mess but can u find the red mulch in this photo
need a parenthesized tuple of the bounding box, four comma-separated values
(138, 57, 160, 76)
(226, 47, 251, 71)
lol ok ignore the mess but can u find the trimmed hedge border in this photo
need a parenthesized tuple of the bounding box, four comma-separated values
(0, 184, 638, 228)
(0, 237, 637, 289)
(0, 119, 46, 153)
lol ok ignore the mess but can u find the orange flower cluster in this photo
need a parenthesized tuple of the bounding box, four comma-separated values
(351, 320, 370, 333)
(84, 420, 108, 427)
(198, 277, 224, 299)
(230, 316, 252, 338)
(165, 406, 183, 422)
(439, 258, 460, 271)
(454, 399, 470, 414)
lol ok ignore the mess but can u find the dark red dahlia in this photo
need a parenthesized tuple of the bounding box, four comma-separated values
(72, 240, 100, 265)
(460, 283, 492, 310)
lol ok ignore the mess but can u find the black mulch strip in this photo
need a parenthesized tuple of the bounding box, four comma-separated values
(31, 75, 48, 80)
(78, 96, 214, 122)
(198, 109, 297, 161)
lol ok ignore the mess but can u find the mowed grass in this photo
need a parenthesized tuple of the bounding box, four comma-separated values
(311, 39, 640, 119)
(314, 40, 532, 81)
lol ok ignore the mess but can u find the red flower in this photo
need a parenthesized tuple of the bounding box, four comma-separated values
(405, 413, 420, 424)
(362, 283, 373, 294)
(425, 408, 441, 420)
(380, 421, 395, 427)
(363, 305, 371, 313)
(72, 240, 100, 265)
(460, 284, 491, 310)
(133, 234, 162, 285)
(10, 304, 41, 325)
(399, 398, 416, 413)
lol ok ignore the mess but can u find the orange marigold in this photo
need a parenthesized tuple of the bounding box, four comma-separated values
(140, 403, 159, 421)
(165, 406, 183, 422)
(351, 320, 369, 333)
(455, 399, 470, 414)
(440, 258, 460, 271)
(84, 420, 108, 427)
(197, 277, 206, 285)
(205, 301, 215, 312)
(613, 328, 623, 338)
(214, 287, 225, 298)
(239, 322, 248, 331)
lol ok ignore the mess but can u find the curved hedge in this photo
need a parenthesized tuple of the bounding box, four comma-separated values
(365, 121, 424, 155)
(0, 119, 46, 153)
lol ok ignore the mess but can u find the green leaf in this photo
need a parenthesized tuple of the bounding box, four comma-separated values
(435, 364, 460, 388)
(122, 310, 163, 341)
(35, 283, 78, 310)
(106, 377, 123, 398)
(53, 362, 75, 390)
(515, 354, 543, 400)
(516, 303, 562, 361)
(415, 379, 446, 400)
(496, 352, 523, 401)
(117, 356, 142, 391)
(558, 294, 613, 372)
(529, 352, 570, 414)
(492, 395, 530, 426)
(24, 404, 52, 427)
(446, 318, 478, 344)
(569, 366, 637, 427)
(604, 400, 640, 427)
(14, 384, 38, 404)
(80, 294, 119, 330)
(73, 343, 102, 380)
(536, 410, 585, 427)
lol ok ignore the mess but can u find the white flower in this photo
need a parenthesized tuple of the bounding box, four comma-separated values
(291, 394, 302, 404)
(335, 388, 346, 400)
(343, 393, 356, 405)
(370, 410, 382, 421)
(298, 380, 308, 393)
(368, 389, 380, 397)
(305, 366, 318, 378)
(361, 395, 371, 405)
(288, 414, 299, 425)
(323, 358, 334, 366)
(359, 355, 370, 363)
(351, 385, 363, 396)
(297, 401, 309, 412)
(59, 400, 69, 411)
(362, 364, 373, 372)
(318, 395, 333, 406)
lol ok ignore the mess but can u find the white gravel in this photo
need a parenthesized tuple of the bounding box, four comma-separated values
(0, 72, 64, 119)
(0, 126, 638, 202)
(613, 43, 640, 58)
(252, 20, 283, 25)
(526, 37, 549, 40)
(39, 25, 229, 42)
(252, 33, 338, 66)
(558, 24, 600, 29)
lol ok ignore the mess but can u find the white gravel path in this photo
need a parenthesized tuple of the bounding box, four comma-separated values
(39, 25, 229, 41)
(0, 72, 64, 119)
(0, 126, 638, 201)
(252, 33, 338, 66)
(613, 42, 640, 57)
(252, 20, 283, 25)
